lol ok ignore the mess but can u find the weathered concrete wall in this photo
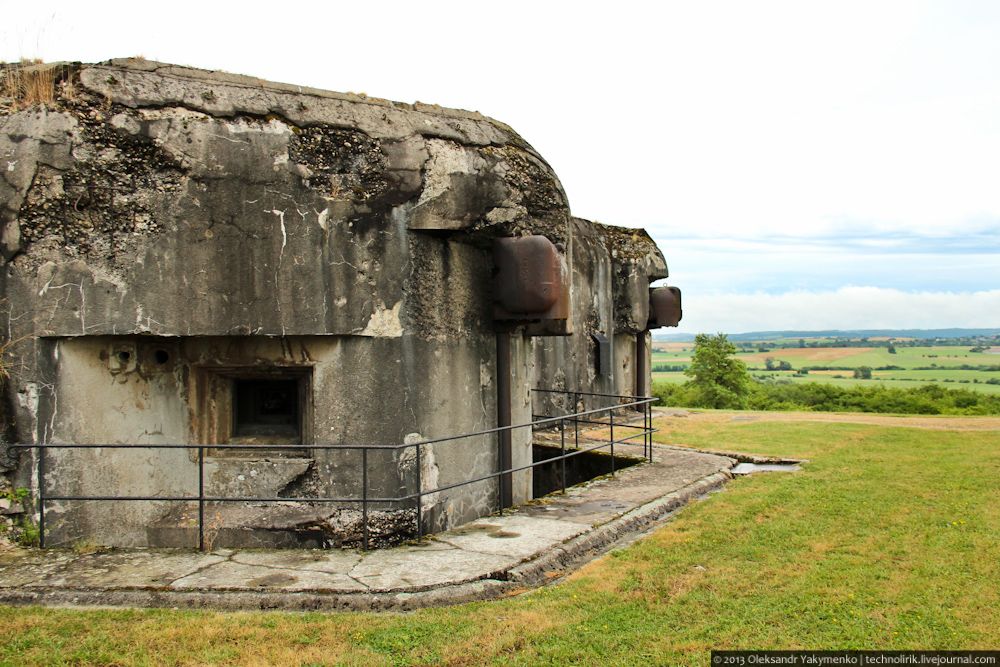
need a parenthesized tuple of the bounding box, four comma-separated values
(637, 332, 653, 398)
(531, 219, 613, 406)
(1, 61, 566, 342)
(1, 60, 671, 547)
(509, 334, 534, 502)
(39, 333, 502, 545)
(0, 60, 567, 545)
(531, 219, 667, 416)
(37, 337, 192, 545)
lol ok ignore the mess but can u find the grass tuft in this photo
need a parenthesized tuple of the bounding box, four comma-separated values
(0, 60, 60, 112)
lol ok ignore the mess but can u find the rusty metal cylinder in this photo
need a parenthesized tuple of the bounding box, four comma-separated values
(648, 286, 682, 328)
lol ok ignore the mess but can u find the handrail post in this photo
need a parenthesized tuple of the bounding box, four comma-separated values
(647, 402, 653, 463)
(643, 401, 648, 460)
(362, 448, 369, 550)
(197, 446, 205, 551)
(37, 445, 45, 548)
(497, 429, 503, 517)
(609, 409, 615, 476)
(640, 400, 645, 460)
(415, 443, 423, 539)
(574, 392, 580, 450)
(560, 418, 566, 494)
(635, 333, 646, 411)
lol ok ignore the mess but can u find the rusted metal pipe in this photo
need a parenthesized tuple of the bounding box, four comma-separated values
(496, 333, 513, 509)
(635, 332, 646, 410)
(648, 286, 682, 328)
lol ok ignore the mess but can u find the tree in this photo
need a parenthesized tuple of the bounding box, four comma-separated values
(764, 356, 791, 372)
(853, 366, 873, 379)
(684, 333, 752, 408)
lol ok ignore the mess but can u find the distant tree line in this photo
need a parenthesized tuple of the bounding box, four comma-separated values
(764, 357, 793, 371)
(655, 377, 1000, 415)
(657, 333, 1000, 415)
(652, 364, 688, 372)
(743, 364, 1000, 372)
(734, 334, 999, 354)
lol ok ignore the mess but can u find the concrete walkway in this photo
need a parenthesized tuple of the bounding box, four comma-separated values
(0, 446, 734, 611)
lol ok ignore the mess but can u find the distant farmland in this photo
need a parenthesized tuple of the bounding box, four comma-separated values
(651, 341, 1000, 395)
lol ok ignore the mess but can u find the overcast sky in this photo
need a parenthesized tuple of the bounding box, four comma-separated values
(4, 1, 999, 334)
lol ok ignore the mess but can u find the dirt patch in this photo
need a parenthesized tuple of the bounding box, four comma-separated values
(652, 342, 690, 352)
(740, 347, 876, 364)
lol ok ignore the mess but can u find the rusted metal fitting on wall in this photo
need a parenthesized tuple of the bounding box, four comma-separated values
(647, 286, 682, 328)
(493, 235, 571, 335)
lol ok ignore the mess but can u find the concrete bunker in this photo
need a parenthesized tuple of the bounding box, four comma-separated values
(0, 59, 682, 549)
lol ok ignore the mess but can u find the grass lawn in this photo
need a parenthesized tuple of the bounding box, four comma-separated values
(3, 414, 999, 665)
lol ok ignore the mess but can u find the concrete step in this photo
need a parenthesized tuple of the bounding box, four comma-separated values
(147, 502, 417, 549)
(201, 457, 313, 498)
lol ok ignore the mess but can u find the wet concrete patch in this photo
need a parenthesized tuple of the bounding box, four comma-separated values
(248, 573, 298, 587)
(435, 515, 588, 560)
(171, 558, 366, 592)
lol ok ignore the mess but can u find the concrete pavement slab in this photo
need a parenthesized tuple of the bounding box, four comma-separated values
(0, 446, 738, 611)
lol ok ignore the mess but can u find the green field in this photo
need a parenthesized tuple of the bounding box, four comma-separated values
(652, 371, 1000, 395)
(3, 414, 1000, 665)
(653, 343, 1000, 394)
(653, 344, 1000, 370)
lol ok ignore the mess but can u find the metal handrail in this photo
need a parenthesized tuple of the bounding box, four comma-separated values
(10, 389, 657, 550)
(15, 397, 651, 452)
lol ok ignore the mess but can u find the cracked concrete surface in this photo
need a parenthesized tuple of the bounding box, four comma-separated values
(0, 446, 735, 611)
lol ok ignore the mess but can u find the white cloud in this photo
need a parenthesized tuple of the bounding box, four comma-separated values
(655, 234, 1000, 297)
(6, 3, 1000, 248)
(673, 287, 1000, 334)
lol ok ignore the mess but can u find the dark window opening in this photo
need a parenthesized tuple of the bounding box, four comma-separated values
(198, 366, 311, 457)
(233, 379, 300, 439)
(591, 332, 611, 379)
